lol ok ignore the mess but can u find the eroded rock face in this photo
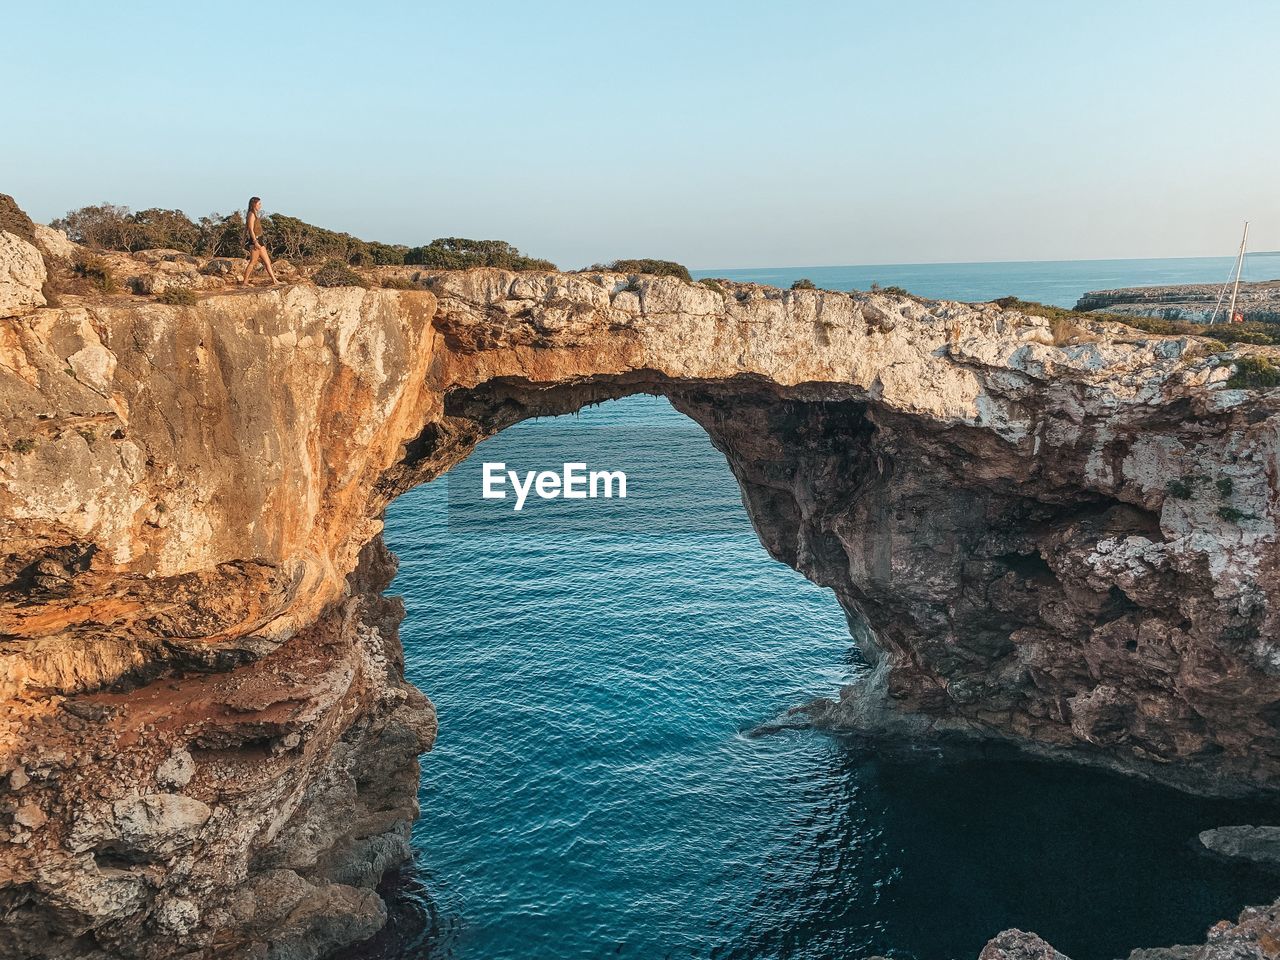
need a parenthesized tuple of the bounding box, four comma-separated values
(0, 232, 47, 317)
(0, 194, 50, 317)
(3, 230, 1280, 957)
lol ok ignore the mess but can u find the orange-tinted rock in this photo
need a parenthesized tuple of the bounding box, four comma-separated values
(3, 209, 1280, 957)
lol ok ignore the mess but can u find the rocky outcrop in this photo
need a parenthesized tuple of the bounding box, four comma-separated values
(1199, 826, 1280, 868)
(1077, 281, 1280, 325)
(1120, 901, 1280, 960)
(3, 203, 1280, 957)
(980, 929, 1072, 960)
(0, 199, 48, 316)
(988, 903, 1280, 960)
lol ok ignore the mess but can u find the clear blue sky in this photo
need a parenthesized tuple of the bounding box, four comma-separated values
(4, 0, 1276, 269)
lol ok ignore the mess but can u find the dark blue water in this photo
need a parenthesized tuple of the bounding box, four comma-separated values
(376, 258, 1280, 960)
(696, 252, 1280, 309)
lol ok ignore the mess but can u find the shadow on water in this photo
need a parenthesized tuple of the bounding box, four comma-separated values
(709, 743, 1280, 960)
(356, 744, 1280, 960)
(347, 395, 1280, 960)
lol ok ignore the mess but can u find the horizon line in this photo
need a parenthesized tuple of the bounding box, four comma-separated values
(691, 250, 1280, 275)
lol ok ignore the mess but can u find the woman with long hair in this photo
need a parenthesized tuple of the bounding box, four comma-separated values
(241, 196, 280, 286)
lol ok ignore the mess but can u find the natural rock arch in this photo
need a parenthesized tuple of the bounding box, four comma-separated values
(3, 253, 1280, 958)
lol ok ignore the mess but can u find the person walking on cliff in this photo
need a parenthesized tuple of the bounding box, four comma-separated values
(241, 196, 281, 286)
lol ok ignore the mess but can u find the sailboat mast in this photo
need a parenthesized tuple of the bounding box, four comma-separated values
(1227, 221, 1249, 325)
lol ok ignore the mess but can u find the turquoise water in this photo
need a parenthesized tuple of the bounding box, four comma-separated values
(371, 257, 1280, 960)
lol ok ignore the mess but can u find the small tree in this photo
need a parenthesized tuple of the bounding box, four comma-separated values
(196, 212, 246, 257)
(405, 238, 555, 271)
(129, 208, 201, 252)
(791, 278, 816, 290)
(593, 258, 691, 281)
(52, 203, 136, 250)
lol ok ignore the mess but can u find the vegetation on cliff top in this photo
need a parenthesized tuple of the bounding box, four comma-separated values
(313, 260, 370, 288)
(1226, 356, 1280, 390)
(70, 254, 118, 294)
(583, 259, 692, 281)
(51, 203, 557, 271)
(995, 296, 1280, 348)
(404, 238, 555, 271)
(155, 287, 199, 306)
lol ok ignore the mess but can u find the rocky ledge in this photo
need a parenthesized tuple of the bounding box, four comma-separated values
(3, 197, 1280, 958)
(1076, 281, 1280, 324)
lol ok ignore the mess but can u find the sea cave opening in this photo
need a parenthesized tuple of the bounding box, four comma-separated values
(365, 393, 1280, 960)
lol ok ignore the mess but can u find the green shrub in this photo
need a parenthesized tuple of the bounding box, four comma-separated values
(366, 242, 407, 266)
(791, 278, 816, 291)
(72, 255, 117, 293)
(590, 258, 691, 281)
(1219, 506, 1253, 523)
(381, 276, 419, 290)
(1028, 294, 1280, 349)
(1165, 477, 1195, 500)
(1120, 313, 1280, 346)
(313, 260, 367, 288)
(53, 203, 568, 271)
(131, 208, 202, 251)
(156, 288, 198, 306)
(54, 203, 139, 250)
(698, 278, 725, 294)
(1216, 477, 1234, 497)
(866, 282, 913, 297)
(406, 238, 556, 271)
(10, 438, 35, 455)
(1226, 356, 1280, 390)
(267, 213, 410, 266)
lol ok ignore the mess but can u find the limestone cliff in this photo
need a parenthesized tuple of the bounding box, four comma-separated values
(1077, 281, 1280, 324)
(3, 202, 1280, 958)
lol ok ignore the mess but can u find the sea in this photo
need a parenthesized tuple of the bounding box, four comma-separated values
(365, 252, 1280, 960)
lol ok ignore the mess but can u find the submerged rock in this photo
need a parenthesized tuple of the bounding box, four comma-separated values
(1198, 826, 1280, 868)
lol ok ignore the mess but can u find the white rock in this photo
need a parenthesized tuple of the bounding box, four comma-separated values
(0, 231, 47, 317)
(31, 223, 76, 262)
(155, 749, 195, 789)
(154, 897, 200, 935)
(111, 793, 211, 849)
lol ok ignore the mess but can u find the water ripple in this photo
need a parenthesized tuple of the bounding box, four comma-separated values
(376, 394, 1280, 960)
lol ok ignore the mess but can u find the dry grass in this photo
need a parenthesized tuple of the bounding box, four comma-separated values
(313, 260, 369, 288)
(380, 276, 419, 290)
(71, 255, 118, 294)
(155, 288, 198, 306)
(1048, 315, 1090, 346)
